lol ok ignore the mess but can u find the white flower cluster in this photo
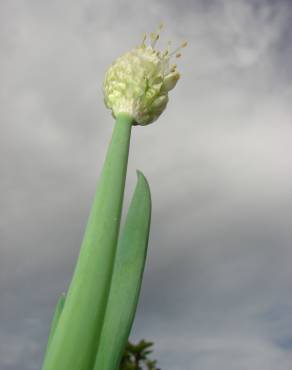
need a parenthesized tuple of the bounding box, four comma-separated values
(103, 25, 187, 125)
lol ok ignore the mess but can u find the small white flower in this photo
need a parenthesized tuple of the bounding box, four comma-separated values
(103, 24, 187, 125)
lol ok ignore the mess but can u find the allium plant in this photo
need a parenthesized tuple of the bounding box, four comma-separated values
(41, 25, 186, 370)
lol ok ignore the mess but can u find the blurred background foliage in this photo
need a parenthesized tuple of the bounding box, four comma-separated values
(120, 340, 160, 370)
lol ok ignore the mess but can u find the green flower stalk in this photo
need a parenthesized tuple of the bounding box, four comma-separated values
(42, 25, 185, 370)
(42, 112, 134, 370)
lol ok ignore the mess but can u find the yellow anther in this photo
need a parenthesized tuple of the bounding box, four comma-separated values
(169, 40, 187, 57)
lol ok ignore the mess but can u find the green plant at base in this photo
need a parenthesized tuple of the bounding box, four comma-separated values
(120, 340, 160, 370)
(41, 25, 185, 370)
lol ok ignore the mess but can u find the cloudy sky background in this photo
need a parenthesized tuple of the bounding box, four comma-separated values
(1, 0, 292, 369)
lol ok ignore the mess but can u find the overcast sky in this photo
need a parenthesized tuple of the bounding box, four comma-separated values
(1, 0, 292, 369)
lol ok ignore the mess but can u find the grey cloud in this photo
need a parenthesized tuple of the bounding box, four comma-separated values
(1, 0, 292, 369)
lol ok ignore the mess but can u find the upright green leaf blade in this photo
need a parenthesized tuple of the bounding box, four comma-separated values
(43, 294, 65, 359)
(93, 170, 152, 370)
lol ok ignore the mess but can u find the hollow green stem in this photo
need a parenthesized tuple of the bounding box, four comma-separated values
(42, 112, 133, 370)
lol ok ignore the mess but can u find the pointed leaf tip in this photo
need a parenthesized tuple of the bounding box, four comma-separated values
(93, 171, 152, 370)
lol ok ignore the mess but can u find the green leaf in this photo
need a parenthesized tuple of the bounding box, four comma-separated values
(93, 170, 152, 370)
(43, 294, 65, 359)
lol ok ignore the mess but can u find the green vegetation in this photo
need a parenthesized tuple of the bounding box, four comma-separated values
(120, 340, 160, 370)
(41, 26, 184, 370)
